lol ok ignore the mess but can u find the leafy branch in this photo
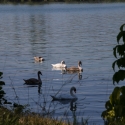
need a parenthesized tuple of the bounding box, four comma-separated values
(112, 24, 125, 84)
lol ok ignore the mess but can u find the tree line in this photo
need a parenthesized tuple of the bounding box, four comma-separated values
(0, 0, 124, 3)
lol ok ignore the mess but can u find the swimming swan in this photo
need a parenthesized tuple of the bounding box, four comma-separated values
(23, 71, 42, 85)
(51, 61, 67, 68)
(66, 61, 83, 72)
(34, 56, 45, 61)
(50, 86, 77, 100)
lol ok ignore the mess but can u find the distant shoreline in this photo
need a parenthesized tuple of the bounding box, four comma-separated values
(0, 0, 124, 4)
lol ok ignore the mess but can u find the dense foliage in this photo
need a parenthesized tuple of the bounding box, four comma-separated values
(101, 24, 125, 125)
(101, 86, 125, 125)
(113, 24, 125, 84)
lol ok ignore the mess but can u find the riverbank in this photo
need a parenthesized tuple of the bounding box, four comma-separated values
(0, 0, 124, 4)
(0, 106, 69, 125)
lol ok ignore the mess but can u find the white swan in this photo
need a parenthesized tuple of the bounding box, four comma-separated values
(34, 56, 45, 61)
(50, 86, 77, 100)
(23, 71, 42, 85)
(66, 61, 83, 72)
(51, 61, 67, 68)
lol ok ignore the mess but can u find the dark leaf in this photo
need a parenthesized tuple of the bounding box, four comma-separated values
(113, 44, 125, 58)
(0, 72, 3, 76)
(112, 87, 120, 103)
(105, 100, 112, 110)
(120, 23, 125, 31)
(0, 95, 4, 98)
(101, 110, 107, 118)
(112, 61, 116, 71)
(113, 46, 117, 58)
(120, 95, 125, 105)
(109, 87, 120, 105)
(123, 31, 125, 43)
(0, 81, 5, 85)
(3, 99, 12, 104)
(117, 32, 123, 43)
(0, 90, 6, 95)
(113, 70, 125, 84)
(115, 58, 125, 69)
(121, 86, 125, 95)
(114, 105, 123, 117)
(117, 45, 125, 56)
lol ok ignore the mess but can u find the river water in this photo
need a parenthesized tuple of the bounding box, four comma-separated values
(0, 3, 125, 124)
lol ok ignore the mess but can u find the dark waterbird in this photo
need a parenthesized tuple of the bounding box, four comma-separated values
(23, 71, 42, 85)
(66, 61, 83, 72)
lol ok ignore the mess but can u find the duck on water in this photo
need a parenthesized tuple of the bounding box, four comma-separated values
(34, 56, 45, 62)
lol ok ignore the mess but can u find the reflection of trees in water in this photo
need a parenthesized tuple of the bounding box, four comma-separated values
(29, 14, 47, 57)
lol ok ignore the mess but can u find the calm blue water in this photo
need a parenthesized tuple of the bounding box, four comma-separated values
(0, 3, 125, 124)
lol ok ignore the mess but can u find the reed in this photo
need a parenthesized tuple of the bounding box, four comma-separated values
(0, 106, 69, 125)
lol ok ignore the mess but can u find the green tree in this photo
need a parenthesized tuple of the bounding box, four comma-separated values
(101, 24, 125, 125)
(112, 24, 125, 84)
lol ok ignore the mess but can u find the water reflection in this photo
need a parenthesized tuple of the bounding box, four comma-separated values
(34, 60, 44, 63)
(51, 98, 87, 125)
(70, 100, 77, 125)
(52, 67, 83, 80)
(52, 98, 77, 106)
(70, 99, 77, 111)
(78, 73, 82, 80)
(52, 67, 66, 74)
(38, 84, 42, 94)
(24, 84, 42, 94)
(29, 14, 47, 57)
(67, 72, 83, 81)
(51, 98, 78, 121)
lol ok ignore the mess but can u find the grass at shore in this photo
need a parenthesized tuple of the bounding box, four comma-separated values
(0, 106, 69, 125)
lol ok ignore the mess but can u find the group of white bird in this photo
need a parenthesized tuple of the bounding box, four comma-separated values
(23, 56, 83, 101)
